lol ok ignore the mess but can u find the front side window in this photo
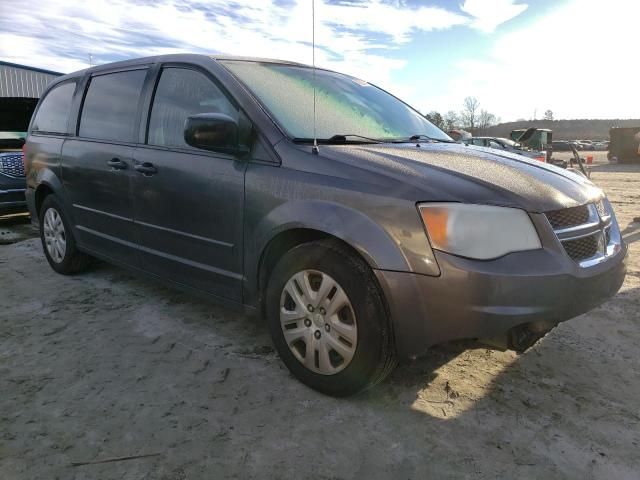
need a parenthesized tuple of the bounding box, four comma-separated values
(221, 60, 451, 142)
(79, 69, 147, 143)
(32, 82, 76, 134)
(148, 68, 240, 149)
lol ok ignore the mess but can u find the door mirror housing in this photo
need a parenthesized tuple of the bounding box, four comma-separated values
(184, 113, 249, 156)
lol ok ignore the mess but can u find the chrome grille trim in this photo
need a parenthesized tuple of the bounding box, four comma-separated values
(545, 200, 621, 267)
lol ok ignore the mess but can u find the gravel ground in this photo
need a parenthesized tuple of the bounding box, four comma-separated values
(1, 164, 639, 480)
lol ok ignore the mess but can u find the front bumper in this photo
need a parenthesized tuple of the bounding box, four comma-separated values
(375, 240, 627, 361)
(0, 175, 27, 215)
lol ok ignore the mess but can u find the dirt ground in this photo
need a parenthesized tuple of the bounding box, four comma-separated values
(1, 163, 639, 480)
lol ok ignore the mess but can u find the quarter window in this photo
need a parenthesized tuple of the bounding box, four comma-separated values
(148, 68, 240, 149)
(32, 82, 76, 134)
(79, 69, 147, 143)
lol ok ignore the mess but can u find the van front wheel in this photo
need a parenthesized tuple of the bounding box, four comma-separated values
(265, 239, 396, 396)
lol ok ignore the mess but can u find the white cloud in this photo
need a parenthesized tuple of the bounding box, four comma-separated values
(0, 0, 466, 90)
(425, 0, 640, 120)
(461, 0, 528, 33)
(0, 0, 529, 101)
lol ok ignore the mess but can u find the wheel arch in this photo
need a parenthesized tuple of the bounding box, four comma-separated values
(247, 200, 410, 310)
(32, 170, 72, 222)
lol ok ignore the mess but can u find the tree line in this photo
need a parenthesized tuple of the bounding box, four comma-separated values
(424, 96, 500, 133)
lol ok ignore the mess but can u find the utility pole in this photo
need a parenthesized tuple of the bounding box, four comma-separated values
(89, 54, 93, 67)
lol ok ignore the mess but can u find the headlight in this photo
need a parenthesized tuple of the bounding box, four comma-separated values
(418, 203, 541, 260)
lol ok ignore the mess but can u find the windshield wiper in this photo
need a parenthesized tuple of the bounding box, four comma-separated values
(327, 134, 384, 144)
(292, 134, 384, 145)
(390, 134, 456, 144)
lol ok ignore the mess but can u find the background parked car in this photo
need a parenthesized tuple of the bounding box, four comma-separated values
(577, 140, 596, 151)
(551, 140, 574, 151)
(468, 136, 546, 161)
(0, 97, 36, 216)
(0, 131, 28, 216)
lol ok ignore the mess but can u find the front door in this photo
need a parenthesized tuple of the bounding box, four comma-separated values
(132, 66, 248, 301)
(61, 68, 148, 266)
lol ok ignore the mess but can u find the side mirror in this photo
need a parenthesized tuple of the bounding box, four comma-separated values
(184, 113, 248, 156)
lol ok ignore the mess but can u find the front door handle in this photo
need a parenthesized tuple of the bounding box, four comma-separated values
(134, 162, 158, 176)
(107, 158, 127, 170)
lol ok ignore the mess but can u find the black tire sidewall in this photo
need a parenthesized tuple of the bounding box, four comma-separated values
(39, 195, 80, 274)
(266, 241, 390, 396)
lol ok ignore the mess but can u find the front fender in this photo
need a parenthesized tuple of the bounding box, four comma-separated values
(255, 199, 409, 270)
(245, 199, 440, 306)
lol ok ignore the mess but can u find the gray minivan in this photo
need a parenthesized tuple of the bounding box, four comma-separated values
(24, 54, 627, 396)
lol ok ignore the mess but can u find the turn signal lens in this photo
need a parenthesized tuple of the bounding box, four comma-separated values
(419, 207, 448, 249)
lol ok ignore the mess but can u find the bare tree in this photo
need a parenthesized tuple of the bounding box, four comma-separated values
(478, 109, 497, 129)
(425, 111, 445, 130)
(544, 109, 554, 121)
(461, 96, 480, 131)
(444, 110, 459, 130)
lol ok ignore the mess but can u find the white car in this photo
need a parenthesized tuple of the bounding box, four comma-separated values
(468, 137, 547, 162)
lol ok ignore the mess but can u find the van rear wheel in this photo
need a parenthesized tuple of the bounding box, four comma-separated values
(265, 239, 396, 396)
(39, 195, 92, 274)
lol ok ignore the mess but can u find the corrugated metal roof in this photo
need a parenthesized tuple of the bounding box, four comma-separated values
(0, 62, 63, 98)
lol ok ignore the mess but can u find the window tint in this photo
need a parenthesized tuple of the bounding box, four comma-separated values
(148, 68, 240, 149)
(32, 82, 75, 134)
(79, 69, 147, 142)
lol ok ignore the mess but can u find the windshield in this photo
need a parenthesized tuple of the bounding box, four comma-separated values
(221, 60, 451, 142)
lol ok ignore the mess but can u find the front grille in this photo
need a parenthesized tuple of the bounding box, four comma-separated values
(562, 234, 599, 261)
(545, 202, 615, 265)
(0, 153, 25, 177)
(545, 205, 590, 229)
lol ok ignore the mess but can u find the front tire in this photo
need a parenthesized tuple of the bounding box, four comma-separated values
(265, 239, 396, 396)
(39, 195, 92, 274)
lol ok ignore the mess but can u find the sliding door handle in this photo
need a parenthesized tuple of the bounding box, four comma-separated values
(107, 158, 127, 170)
(134, 162, 158, 176)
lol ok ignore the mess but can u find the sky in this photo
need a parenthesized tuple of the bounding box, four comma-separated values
(0, 0, 637, 122)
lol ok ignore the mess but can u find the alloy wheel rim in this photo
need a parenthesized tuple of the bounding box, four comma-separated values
(279, 270, 357, 375)
(43, 208, 66, 263)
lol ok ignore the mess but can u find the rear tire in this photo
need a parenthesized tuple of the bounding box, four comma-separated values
(39, 195, 92, 274)
(265, 239, 396, 396)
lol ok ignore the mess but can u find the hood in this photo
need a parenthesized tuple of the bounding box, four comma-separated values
(316, 142, 602, 212)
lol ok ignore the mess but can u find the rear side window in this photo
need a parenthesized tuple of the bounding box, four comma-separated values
(32, 82, 75, 134)
(79, 69, 147, 143)
(148, 68, 239, 149)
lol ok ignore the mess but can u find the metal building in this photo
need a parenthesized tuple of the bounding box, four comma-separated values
(0, 61, 62, 133)
(0, 61, 62, 98)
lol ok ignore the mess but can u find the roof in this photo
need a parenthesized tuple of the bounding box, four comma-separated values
(0, 61, 63, 98)
(60, 53, 315, 80)
(0, 60, 62, 76)
(211, 55, 309, 67)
